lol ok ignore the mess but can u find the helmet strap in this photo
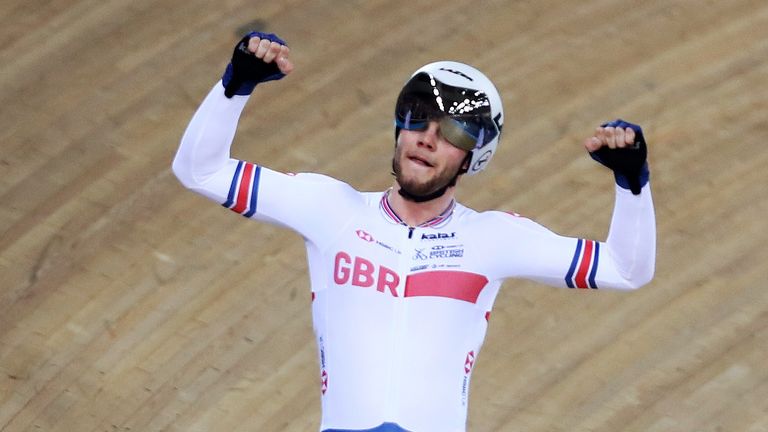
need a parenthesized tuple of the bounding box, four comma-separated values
(457, 151, 471, 175)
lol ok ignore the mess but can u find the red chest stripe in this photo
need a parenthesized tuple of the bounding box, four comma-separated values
(404, 271, 488, 304)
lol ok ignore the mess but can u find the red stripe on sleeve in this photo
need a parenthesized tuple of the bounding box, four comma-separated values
(232, 163, 254, 214)
(574, 240, 594, 288)
(404, 271, 488, 304)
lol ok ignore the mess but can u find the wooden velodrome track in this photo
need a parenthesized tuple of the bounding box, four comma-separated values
(2, 0, 767, 431)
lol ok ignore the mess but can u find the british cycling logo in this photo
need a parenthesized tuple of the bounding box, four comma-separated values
(429, 246, 464, 259)
(413, 245, 464, 260)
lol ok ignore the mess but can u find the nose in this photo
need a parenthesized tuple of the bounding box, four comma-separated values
(417, 121, 440, 151)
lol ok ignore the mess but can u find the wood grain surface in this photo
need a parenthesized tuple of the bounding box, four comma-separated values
(1, 1, 767, 431)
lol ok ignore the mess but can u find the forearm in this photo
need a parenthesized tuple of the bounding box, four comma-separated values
(172, 81, 249, 192)
(604, 182, 656, 288)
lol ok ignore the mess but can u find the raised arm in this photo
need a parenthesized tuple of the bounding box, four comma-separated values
(171, 32, 293, 201)
(585, 119, 655, 288)
(494, 120, 655, 290)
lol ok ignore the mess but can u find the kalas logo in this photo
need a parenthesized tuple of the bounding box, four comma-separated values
(356, 229, 374, 242)
(421, 232, 457, 241)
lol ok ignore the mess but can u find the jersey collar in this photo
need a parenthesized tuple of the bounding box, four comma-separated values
(380, 189, 456, 228)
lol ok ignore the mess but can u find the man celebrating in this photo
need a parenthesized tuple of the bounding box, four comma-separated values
(173, 32, 655, 432)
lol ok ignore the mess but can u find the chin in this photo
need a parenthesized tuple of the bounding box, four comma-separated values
(398, 177, 440, 197)
(393, 156, 447, 196)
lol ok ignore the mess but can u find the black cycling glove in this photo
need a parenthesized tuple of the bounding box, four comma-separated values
(222, 32, 287, 98)
(589, 119, 649, 195)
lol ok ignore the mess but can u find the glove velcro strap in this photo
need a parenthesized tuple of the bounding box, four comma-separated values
(614, 162, 650, 193)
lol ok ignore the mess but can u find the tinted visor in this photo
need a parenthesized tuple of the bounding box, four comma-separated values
(395, 72, 499, 151)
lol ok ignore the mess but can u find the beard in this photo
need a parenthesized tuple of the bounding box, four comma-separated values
(392, 144, 465, 199)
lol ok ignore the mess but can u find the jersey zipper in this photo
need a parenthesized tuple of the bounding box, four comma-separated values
(384, 224, 417, 420)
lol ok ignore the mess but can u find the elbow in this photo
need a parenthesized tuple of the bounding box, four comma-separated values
(618, 264, 655, 291)
(602, 242, 656, 291)
(632, 256, 656, 289)
(636, 264, 656, 289)
(598, 261, 655, 291)
(624, 276, 652, 291)
(171, 152, 198, 190)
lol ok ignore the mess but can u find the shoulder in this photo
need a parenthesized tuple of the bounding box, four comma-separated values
(455, 204, 555, 235)
(278, 170, 349, 184)
(455, 202, 527, 224)
(263, 169, 359, 193)
(258, 168, 368, 210)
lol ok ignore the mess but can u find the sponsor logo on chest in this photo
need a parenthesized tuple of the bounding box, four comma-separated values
(413, 244, 465, 261)
(420, 232, 457, 241)
(355, 229, 401, 254)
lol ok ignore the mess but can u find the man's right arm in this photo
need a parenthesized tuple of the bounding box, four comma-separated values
(172, 32, 294, 202)
(171, 34, 363, 244)
(172, 82, 250, 202)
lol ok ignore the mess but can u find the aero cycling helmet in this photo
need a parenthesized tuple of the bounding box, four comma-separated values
(394, 61, 504, 175)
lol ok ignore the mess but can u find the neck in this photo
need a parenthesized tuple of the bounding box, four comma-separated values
(387, 183, 456, 227)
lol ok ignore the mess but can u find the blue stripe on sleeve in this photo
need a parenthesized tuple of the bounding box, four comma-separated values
(565, 239, 583, 288)
(222, 160, 244, 208)
(588, 242, 600, 288)
(243, 165, 261, 218)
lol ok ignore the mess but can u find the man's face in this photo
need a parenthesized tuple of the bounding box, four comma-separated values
(393, 121, 469, 197)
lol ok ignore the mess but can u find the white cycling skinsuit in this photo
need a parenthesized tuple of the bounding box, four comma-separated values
(172, 82, 656, 432)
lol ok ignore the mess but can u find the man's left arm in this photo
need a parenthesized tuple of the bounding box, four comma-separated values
(496, 120, 655, 290)
(583, 119, 656, 288)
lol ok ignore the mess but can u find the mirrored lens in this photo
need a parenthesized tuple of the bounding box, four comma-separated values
(395, 72, 499, 150)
